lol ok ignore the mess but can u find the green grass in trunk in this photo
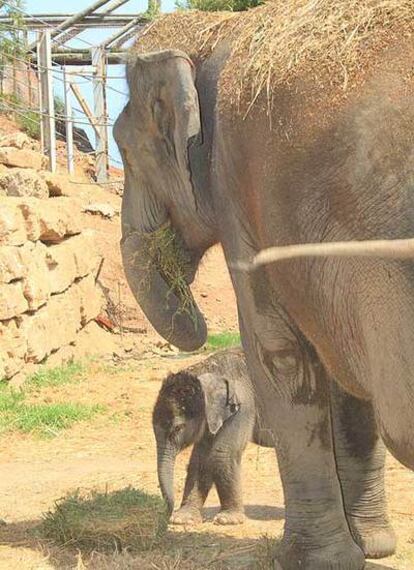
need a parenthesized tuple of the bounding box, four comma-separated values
(41, 487, 168, 553)
(205, 332, 241, 351)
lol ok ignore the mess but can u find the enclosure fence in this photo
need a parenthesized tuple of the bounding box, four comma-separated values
(0, 0, 158, 182)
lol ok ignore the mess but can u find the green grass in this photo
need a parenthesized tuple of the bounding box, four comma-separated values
(27, 361, 85, 389)
(11, 402, 104, 436)
(0, 361, 103, 437)
(205, 332, 241, 351)
(41, 487, 168, 553)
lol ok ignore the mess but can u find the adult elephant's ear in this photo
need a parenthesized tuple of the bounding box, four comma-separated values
(199, 373, 241, 435)
(127, 49, 202, 187)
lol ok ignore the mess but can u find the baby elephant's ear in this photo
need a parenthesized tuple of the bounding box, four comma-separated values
(198, 373, 241, 435)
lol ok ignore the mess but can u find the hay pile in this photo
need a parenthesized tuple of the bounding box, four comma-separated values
(134, 0, 414, 109)
(41, 487, 168, 553)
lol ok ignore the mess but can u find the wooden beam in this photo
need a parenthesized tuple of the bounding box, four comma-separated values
(69, 80, 100, 139)
(37, 31, 56, 173)
(101, 16, 145, 48)
(63, 67, 74, 174)
(0, 14, 142, 29)
(102, 0, 131, 14)
(30, 50, 128, 66)
(92, 47, 108, 183)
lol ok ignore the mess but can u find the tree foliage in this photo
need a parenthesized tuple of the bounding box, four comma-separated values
(0, 0, 25, 58)
(176, 0, 263, 12)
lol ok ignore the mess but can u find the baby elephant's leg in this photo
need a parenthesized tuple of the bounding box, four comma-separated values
(211, 429, 247, 525)
(171, 440, 213, 525)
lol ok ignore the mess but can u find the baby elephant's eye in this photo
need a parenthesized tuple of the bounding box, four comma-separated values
(173, 424, 185, 435)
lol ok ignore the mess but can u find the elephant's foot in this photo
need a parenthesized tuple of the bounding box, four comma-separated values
(213, 509, 245, 525)
(274, 537, 365, 570)
(348, 516, 397, 559)
(170, 506, 202, 526)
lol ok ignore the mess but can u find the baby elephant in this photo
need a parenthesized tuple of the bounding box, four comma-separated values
(152, 347, 273, 525)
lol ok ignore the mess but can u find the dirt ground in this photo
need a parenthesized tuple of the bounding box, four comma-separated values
(0, 350, 413, 569)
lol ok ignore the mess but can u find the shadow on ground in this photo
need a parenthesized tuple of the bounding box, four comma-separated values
(0, 518, 270, 569)
(203, 504, 284, 522)
(0, 519, 401, 570)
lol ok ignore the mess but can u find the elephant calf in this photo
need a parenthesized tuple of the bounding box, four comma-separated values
(152, 347, 273, 525)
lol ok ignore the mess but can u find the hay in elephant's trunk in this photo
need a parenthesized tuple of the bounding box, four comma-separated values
(141, 225, 199, 327)
(133, 0, 414, 110)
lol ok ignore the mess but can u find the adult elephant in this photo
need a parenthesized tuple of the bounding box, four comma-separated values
(114, 9, 414, 569)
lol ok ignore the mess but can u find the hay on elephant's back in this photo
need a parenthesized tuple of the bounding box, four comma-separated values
(134, 0, 414, 108)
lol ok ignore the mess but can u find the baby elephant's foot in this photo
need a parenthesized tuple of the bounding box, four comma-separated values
(213, 509, 246, 525)
(170, 506, 202, 526)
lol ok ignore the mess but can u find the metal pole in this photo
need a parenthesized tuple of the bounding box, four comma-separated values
(92, 47, 108, 183)
(37, 31, 56, 173)
(1, 14, 139, 28)
(102, 0, 131, 14)
(102, 16, 145, 48)
(63, 67, 74, 175)
(28, 0, 114, 51)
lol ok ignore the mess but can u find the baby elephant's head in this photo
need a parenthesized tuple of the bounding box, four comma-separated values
(152, 370, 240, 514)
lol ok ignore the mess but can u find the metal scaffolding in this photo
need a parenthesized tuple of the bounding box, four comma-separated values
(2, 0, 152, 181)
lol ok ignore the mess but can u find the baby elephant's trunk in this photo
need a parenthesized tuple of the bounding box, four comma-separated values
(156, 443, 177, 515)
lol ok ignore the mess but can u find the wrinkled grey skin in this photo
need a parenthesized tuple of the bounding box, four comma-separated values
(152, 347, 273, 525)
(114, 39, 414, 569)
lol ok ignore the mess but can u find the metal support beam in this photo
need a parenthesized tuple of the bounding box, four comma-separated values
(28, 0, 114, 50)
(53, 27, 83, 48)
(37, 31, 56, 172)
(91, 47, 108, 183)
(101, 16, 145, 48)
(102, 0, 132, 14)
(1, 14, 142, 29)
(112, 27, 142, 50)
(63, 67, 74, 175)
(30, 49, 128, 66)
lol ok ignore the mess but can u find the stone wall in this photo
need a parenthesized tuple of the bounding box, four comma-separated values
(0, 139, 103, 383)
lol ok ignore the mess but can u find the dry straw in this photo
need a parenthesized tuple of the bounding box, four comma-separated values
(41, 487, 169, 553)
(134, 0, 414, 110)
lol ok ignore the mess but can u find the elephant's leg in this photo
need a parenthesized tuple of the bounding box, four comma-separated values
(330, 381, 396, 559)
(238, 311, 364, 570)
(210, 444, 246, 525)
(171, 440, 213, 525)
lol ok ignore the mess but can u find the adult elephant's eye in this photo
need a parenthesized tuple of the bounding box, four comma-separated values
(255, 334, 299, 383)
(272, 348, 299, 374)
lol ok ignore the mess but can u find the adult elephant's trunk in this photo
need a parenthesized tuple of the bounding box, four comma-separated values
(121, 230, 207, 352)
(156, 443, 177, 516)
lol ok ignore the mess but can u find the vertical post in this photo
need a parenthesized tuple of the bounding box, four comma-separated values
(36, 38, 44, 153)
(63, 67, 74, 175)
(37, 31, 56, 173)
(91, 47, 108, 183)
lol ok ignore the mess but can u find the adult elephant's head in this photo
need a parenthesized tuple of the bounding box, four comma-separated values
(114, 50, 216, 351)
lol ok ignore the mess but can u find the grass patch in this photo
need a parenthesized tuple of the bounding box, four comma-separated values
(11, 402, 104, 437)
(0, 362, 103, 437)
(27, 361, 85, 389)
(41, 487, 168, 553)
(205, 331, 241, 351)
